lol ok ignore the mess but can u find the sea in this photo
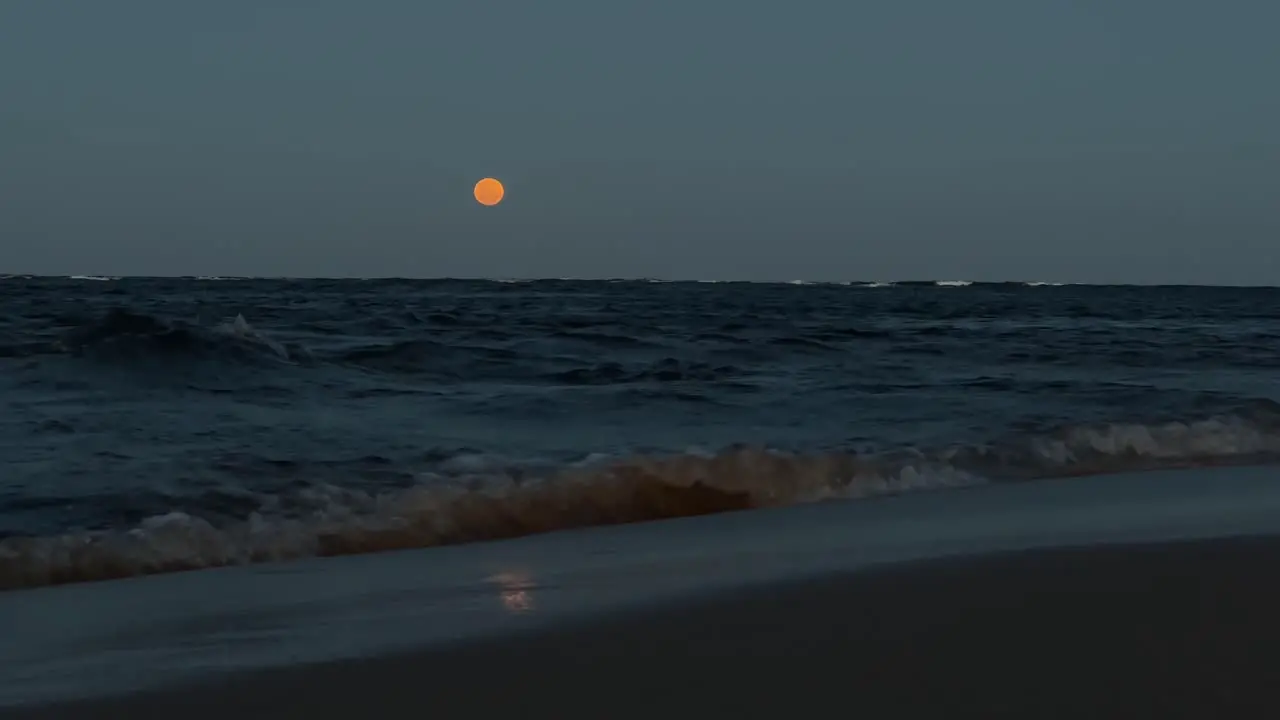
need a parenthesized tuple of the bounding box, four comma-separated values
(2, 275, 1279, 592)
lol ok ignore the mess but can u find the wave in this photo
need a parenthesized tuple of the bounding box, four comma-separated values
(3, 276, 1276, 289)
(4, 404, 1280, 590)
(19, 310, 762, 383)
(51, 309, 302, 365)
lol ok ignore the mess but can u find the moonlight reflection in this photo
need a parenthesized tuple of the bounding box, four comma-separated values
(488, 571, 536, 614)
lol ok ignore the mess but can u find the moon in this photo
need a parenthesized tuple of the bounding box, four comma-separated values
(473, 177, 505, 206)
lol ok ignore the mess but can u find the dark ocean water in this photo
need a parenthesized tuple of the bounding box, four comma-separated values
(2, 275, 1279, 589)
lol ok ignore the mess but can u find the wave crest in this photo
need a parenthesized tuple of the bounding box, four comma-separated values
(56, 309, 301, 365)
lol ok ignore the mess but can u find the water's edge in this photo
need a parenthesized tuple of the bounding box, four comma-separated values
(2, 464, 1277, 707)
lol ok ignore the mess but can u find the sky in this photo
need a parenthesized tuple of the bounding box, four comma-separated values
(1, 1, 1277, 283)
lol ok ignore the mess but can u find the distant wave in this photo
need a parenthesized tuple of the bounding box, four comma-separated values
(50, 308, 304, 366)
(0, 276, 1269, 288)
(29, 309, 733, 383)
(4, 403, 1279, 590)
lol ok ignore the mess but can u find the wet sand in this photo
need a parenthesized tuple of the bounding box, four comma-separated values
(15, 533, 1280, 719)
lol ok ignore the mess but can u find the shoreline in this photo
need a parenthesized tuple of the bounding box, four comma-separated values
(5, 463, 1280, 717)
(14, 533, 1280, 718)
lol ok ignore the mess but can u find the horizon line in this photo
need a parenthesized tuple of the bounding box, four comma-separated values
(1, 274, 1277, 288)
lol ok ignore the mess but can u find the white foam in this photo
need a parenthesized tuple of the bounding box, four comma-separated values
(212, 314, 292, 361)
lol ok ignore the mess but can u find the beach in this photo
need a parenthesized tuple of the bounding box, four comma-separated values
(20, 537, 1280, 719)
(5, 465, 1280, 718)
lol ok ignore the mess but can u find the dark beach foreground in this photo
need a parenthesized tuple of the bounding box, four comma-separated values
(15, 535, 1280, 719)
(6, 465, 1280, 719)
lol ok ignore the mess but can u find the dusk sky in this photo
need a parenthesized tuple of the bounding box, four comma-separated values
(1, 1, 1277, 283)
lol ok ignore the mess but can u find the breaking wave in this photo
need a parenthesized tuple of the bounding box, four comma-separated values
(51, 309, 303, 365)
(4, 406, 1280, 590)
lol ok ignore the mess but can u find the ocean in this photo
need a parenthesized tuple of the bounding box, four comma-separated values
(2, 275, 1279, 591)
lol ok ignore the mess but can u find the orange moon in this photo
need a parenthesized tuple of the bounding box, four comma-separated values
(473, 177, 505, 206)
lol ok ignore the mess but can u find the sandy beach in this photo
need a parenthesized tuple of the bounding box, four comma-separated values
(5, 465, 1280, 718)
(12, 535, 1280, 719)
